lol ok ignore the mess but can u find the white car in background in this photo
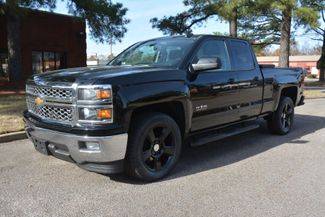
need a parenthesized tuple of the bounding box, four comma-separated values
(311, 67, 319, 78)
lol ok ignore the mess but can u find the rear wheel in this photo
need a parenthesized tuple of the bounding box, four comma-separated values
(125, 113, 182, 181)
(267, 97, 294, 135)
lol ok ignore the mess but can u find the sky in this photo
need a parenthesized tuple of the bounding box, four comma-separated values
(54, 0, 228, 57)
(53, 0, 319, 57)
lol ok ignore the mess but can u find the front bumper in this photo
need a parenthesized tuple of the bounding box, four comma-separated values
(25, 120, 128, 174)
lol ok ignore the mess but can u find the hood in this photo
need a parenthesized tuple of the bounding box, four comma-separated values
(29, 65, 186, 86)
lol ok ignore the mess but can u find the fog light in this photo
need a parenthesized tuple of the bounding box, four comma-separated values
(86, 142, 100, 150)
(79, 141, 100, 152)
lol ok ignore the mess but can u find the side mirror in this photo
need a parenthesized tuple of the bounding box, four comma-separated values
(191, 58, 220, 72)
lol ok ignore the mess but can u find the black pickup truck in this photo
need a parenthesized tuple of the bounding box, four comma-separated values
(24, 35, 305, 181)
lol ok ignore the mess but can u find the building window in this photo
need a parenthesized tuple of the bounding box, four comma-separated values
(55, 53, 61, 69)
(32, 51, 66, 74)
(32, 51, 43, 74)
(43, 52, 55, 71)
(0, 51, 8, 81)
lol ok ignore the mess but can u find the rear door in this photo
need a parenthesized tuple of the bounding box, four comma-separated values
(189, 39, 240, 131)
(227, 39, 264, 119)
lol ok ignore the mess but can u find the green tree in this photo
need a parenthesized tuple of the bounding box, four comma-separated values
(150, 0, 288, 56)
(0, 0, 129, 83)
(238, 0, 282, 50)
(150, 0, 249, 37)
(241, 0, 319, 67)
(298, 0, 324, 81)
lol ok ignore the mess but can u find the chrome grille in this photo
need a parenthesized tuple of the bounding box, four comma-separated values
(26, 85, 73, 100)
(26, 96, 74, 123)
(25, 83, 114, 126)
(26, 83, 75, 125)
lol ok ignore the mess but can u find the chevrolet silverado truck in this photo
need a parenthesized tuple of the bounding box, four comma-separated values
(24, 35, 305, 181)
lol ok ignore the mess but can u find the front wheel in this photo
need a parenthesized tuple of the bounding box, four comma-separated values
(125, 113, 182, 182)
(267, 97, 295, 135)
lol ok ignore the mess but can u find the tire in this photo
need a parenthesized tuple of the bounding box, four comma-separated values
(125, 112, 182, 182)
(267, 97, 295, 135)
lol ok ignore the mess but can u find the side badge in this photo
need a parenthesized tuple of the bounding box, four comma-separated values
(195, 104, 208, 112)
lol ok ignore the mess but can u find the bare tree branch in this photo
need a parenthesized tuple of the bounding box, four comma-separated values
(187, 14, 213, 29)
(311, 38, 323, 41)
(317, 27, 325, 33)
(313, 28, 324, 35)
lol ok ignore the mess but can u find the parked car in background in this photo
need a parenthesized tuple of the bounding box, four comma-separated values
(311, 67, 319, 78)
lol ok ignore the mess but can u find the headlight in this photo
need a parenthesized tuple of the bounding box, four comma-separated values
(77, 85, 113, 124)
(79, 108, 112, 122)
(78, 85, 112, 101)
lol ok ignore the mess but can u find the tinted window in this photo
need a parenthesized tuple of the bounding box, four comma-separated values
(193, 40, 230, 71)
(229, 40, 255, 70)
(110, 37, 196, 67)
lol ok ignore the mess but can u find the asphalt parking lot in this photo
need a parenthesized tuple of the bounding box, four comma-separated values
(1, 99, 325, 217)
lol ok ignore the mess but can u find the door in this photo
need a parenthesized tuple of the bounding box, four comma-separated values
(190, 39, 240, 131)
(227, 40, 264, 119)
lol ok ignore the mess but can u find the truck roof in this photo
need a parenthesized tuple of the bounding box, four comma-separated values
(146, 34, 249, 43)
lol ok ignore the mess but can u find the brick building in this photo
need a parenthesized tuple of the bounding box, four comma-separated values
(0, 9, 86, 86)
(257, 55, 321, 77)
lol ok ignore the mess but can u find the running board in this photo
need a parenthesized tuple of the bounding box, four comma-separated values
(190, 123, 260, 147)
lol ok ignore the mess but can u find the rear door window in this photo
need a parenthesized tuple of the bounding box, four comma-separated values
(228, 40, 255, 70)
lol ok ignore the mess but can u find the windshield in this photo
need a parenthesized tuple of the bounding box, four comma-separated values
(109, 37, 196, 67)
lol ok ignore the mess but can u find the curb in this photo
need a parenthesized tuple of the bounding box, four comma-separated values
(305, 97, 325, 100)
(305, 87, 325, 90)
(0, 131, 27, 143)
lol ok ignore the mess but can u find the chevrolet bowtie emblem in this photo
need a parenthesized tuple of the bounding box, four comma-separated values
(35, 97, 44, 106)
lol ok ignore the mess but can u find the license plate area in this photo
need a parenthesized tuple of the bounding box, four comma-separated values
(32, 138, 50, 155)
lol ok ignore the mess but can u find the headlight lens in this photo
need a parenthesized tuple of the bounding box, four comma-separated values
(77, 85, 113, 124)
(79, 108, 112, 122)
(78, 87, 112, 101)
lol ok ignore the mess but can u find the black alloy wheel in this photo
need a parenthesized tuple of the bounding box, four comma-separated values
(125, 113, 182, 181)
(280, 103, 294, 132)
(267, 97, 295, 135)
(142, 125, 176, 172)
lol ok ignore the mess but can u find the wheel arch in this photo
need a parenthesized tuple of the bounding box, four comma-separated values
(127, 101, 190, 139)
(274, 85, 298, 111)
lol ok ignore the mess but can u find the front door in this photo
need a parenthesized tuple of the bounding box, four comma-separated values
(190, 39, 240, 131)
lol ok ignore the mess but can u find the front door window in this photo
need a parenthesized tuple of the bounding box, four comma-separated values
(193, 40, 231, 71)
